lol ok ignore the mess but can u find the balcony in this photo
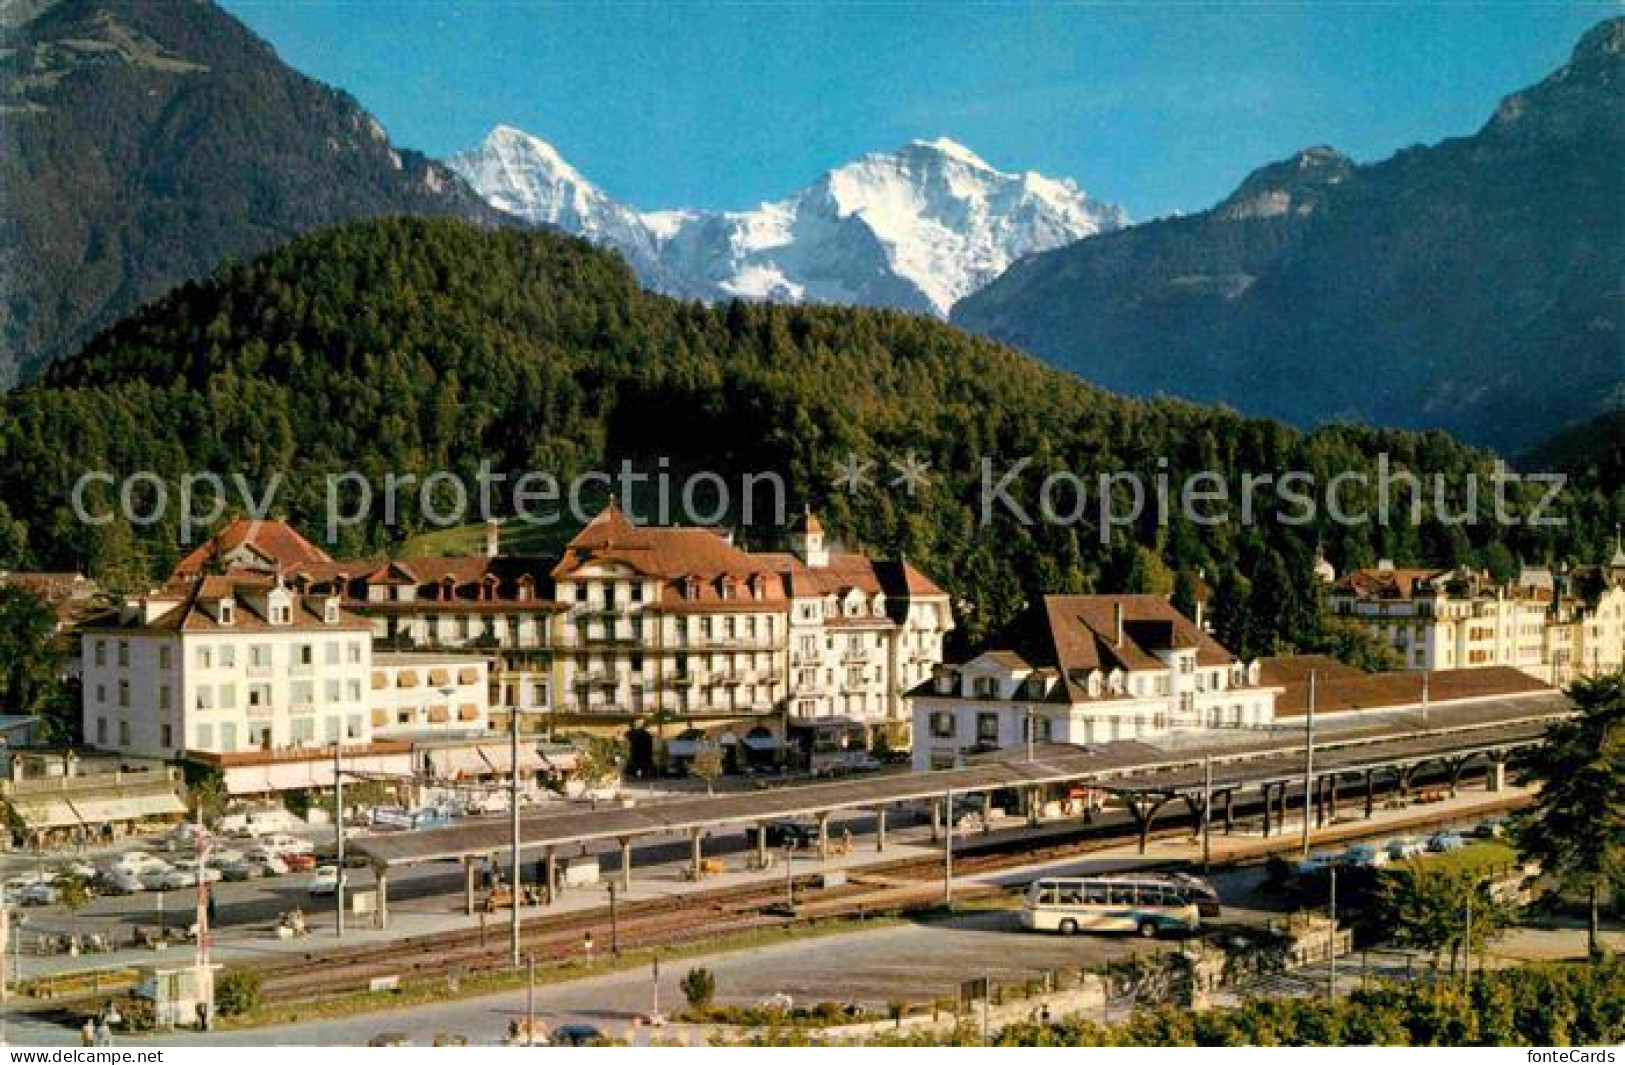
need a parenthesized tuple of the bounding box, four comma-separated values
(574, 606, 628, 621)
(840, 649, 872, 664)
(672, 636, 779, 652)
(566, 632, 642, 650)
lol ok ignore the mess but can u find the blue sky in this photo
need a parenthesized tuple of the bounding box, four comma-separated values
(222, 2, 1616, 220)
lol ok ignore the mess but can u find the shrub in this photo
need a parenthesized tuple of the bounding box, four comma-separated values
(215, 970, 263, 1017)
(681, 967, 716, 1013)
(115, 996, 155, 1032)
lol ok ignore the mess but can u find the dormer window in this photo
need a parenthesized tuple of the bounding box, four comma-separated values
(218, 600, 235, 626)
(324, 600, 340, 625)
(271, 604, 291, 625)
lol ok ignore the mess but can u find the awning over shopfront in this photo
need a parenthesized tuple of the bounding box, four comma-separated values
(5, 796, 78, 830)
(5, 786, 186, 831)
(425, 742, 549, 780)
(741, 728, 781, 752)
(69, 790, 187, 824)
(664, 729, 708, 758)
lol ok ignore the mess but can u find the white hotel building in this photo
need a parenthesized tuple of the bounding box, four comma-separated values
(81, 576, 374, 759)
(910, 594, 1277, 771)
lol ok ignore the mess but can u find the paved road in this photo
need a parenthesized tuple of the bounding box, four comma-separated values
(0, 860, 1270, 1047)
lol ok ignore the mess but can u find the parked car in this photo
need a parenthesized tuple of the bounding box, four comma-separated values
(1386, 836, 1427, 861)
(1297, 851, 1340, 875)
(107, 851, 168, 876)
(259, 834, 313, 857)
(208, 847, 245, 867)
(218, 861, 262, 883)
(97, 868, 145, 895)
(1340, 843, 1389, 869)
(551, 1024, 606, 1047)
(169, 860, 223, 885)
(137, 864, 177, 891)
(246, 851, 291, 876)
(1164, 873, 1223, 918)
(282, 853, 317, 873)
(1428, 831, 1468, 853)
(758, 820, 819, 848)
(307, 865, 344, 897)
(1471, 817, 1509, 839)
(18, 881, 59, 906)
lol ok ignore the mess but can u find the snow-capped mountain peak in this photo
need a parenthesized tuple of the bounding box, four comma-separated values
(447, 127, 1128, 316)
(448, 126, 667, 283)
(905, 136, 997, 170)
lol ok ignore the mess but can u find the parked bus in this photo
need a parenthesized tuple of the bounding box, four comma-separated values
(1020, 875, 1213, 937)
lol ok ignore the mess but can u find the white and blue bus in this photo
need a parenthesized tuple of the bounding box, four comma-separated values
(1020, 875, 1215, 937)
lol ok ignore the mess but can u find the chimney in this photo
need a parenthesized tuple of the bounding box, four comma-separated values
(484, 519, 501, 559)
(1113, 601, 1124, 647)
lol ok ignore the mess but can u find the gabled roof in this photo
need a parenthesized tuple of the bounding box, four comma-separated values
(974, 650, 1033, 671)
(1332, 566, 1453, 600)
(1043, 594, 1236, 696)
(1046, 594, 1230, 670)
(552, 505, 790, 610)
(759, 552, 946, 602)
(87, 575, 369, 634)
(174, 518, 333, 578)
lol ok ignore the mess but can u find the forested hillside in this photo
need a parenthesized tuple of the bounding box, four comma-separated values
(953, 19, 1624, 454)
(1, 219, 1615, 653)
(0, 0, 506, 385)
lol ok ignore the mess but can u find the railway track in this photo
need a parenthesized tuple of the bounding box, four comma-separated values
(254, 785, 1527, 1005)
(253, 818, 1190, 1003)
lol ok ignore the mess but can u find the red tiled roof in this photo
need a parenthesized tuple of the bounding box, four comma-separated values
(553, 505, 943, 613)
(1272, 665, 1551, 717)
(1332, 567, 1452, 600)
(174, 519, 333, 578)
(1044, 594, 1235, 683)
(1257, 654, 1364, 690)
(87, 574, 369, 634)
(0, 572, 97, 603)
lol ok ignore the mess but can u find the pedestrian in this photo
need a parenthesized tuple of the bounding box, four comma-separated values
(95, 1017, 112, 1046)
(80, 1018, 95, 1047)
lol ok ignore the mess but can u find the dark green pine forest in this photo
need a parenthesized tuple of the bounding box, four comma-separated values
(0, 219, 1618, 655)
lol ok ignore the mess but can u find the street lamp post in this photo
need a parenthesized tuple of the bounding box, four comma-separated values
(1201, 754, 1213, 873)
(1327, 864, 1338, 1003)
(510, 705, 523, 969)
(783, 840, 798, 910)
(525, 955, 536, 1045)
(1301, 670, 1317, 858)
(606, 881, 620, 957)
(334, 741, 345, 938)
